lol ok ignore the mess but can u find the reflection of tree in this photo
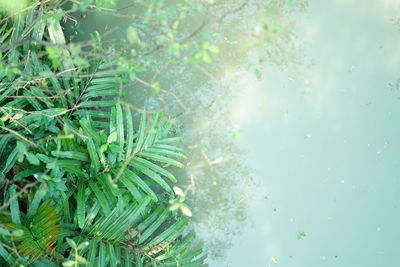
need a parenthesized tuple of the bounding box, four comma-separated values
(126, 0, 306, 261)
(181, 87, 255, 259)
(66, 0, 306, 261)
(128, 67, 258, 259)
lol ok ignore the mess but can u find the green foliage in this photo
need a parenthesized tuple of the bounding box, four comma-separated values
(3, 199, 62, 262)
(0, 2, 204, 266)
(0, 0, 29, 16)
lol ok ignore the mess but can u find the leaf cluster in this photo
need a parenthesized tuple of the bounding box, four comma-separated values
(0, 2, 204, 266)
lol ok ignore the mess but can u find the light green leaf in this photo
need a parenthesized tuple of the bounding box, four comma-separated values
(62, 260, 75, 267)
(26, 153, 40, 165)
(76, 181, 86, 229)
(66, 238, 77, 249)
(125, 105, 134, 157)
(133, 112, 146, 153)
(9, 185, 21, 224)
(87, 137, 100, 174)
(88, 180, 110, 215)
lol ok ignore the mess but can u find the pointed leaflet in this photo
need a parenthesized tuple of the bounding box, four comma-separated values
(108, 106, 117, 144)
(156, 233, 196, 260)
(87, 137, 100, 174)
(77, 181, 87, 229)
(108, 243, 117, 266)
(125, 105, 134, 157)
(80, 118, 101, 145)
(26, 184, 46, 220)
(97, 174, 119, 201)
(148, 218, 188, 246)
(139, 208, 170, 244)
(98, 242, 107, 267)
(143, 113, 162, 148)
(138, 152, 184, 168)
(146, 147, 186, 160)
(9, 185, 21, 224)
(119, 173, 144, 202)
(0, 245, 16, 266)
(118, 168, 158, 202)
(133, 112, 146, 153)
(88, 180, 110, 215)
(116, 104, 125, 161)
(124, 250, 132, 267)
(3, 146, 18, 173)
(131, 157, 177, 183)
(128, 160, 172, 192)
(5, 199, 61, 260)
(127, 206, 164, 239)
(86, 197, 151, 241)
(87, 240, 98, 267)
(82, 89, 121, 99)
(80, 99, 117, 108)
(61, 191, 71, 223)
(51, 151, 89, 161)
(157, 137, 185, 144)
(103, 197, 152, 241)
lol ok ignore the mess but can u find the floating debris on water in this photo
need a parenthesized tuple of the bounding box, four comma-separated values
(384, 141, 393, 148)
(297, 231, 306, 239)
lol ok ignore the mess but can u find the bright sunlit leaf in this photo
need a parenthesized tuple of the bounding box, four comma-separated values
(173, 186, 184, 196)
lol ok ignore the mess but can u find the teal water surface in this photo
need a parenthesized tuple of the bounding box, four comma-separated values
(216, 0, 400, 266)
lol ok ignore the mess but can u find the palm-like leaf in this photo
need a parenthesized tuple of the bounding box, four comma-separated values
(1, 3, 205, 266)
(4, 199, 61, 262)
(69, 199, 203, 267)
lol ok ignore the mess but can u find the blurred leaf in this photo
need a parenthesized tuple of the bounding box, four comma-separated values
(26, 153, 40, 165)
(45, 46, 62, 70)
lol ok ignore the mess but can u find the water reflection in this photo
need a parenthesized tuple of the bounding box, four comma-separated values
(65, 0, 306, 263)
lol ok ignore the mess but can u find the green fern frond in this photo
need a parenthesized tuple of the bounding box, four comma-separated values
(1, 4, 207, 265)
(4, 199, 61, 262)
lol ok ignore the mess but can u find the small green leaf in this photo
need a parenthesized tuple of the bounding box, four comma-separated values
(51, 151, 89, 161)
(134, 112, 146, 153)
(107, 131, 117, 144)
(3, 146, 18, 174)
(11, 229, 23, 237)
(180, 204, 192, 217)
(88, 180, 110, 215)
(76, 182, 86, 229)
(45, 46, 62, 69)
(77, 241, 90, 250)
(77, 255, 89, 264)
(9, 185, 21, 224)
(125, 105, 134, 157)
(87, 137, 100, 174)
(116, 104, 125, 160)
(66, 238, 77, 249)
(16, 141, 27, 156)
(26, 153, 40, 165)
(62, 260, 75, 267)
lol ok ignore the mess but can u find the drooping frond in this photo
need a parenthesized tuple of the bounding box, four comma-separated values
(70, 198, 203, 267)
(4, 199, 61, 262)
(0, 3, 207, 266)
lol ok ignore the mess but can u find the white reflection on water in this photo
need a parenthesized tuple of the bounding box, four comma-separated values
(229, 69, 267, 128)
(216, 0, 400, 266)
